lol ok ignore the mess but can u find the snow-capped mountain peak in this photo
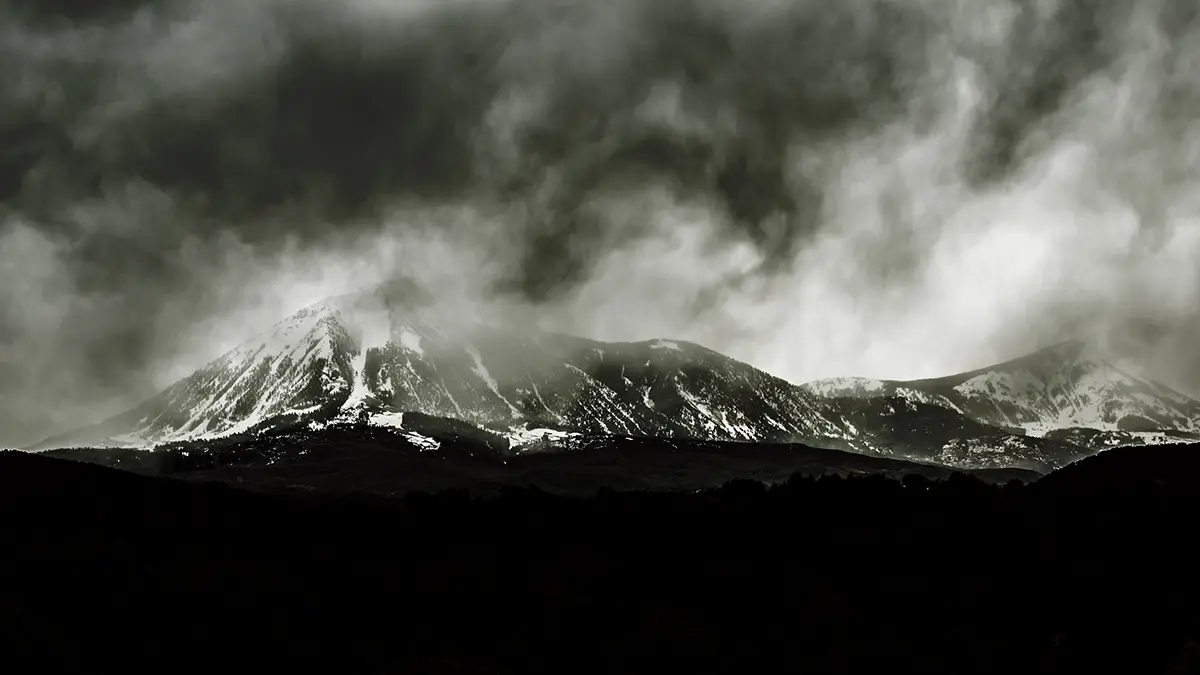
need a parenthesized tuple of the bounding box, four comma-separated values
(36, 284, 838, 453)
(802, 339, 1200, 441)
(127, 302, 358, 445)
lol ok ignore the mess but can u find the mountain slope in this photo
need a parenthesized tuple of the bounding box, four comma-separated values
(801, 341, 1200, 450)
(35, 303, 359, 450)
(36, 285, 846, 450)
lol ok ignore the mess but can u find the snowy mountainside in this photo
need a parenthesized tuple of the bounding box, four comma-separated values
(33, 304, 359, 450)
(34, 287, 1110, 471)
(800, 340, 1200, 447)
(811, 394, 1086, 472)
(34, 285, 849, 454)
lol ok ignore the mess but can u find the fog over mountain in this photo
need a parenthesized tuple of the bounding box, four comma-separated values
(2, 0, 1200, 447)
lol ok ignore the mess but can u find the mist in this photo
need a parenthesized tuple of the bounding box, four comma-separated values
(2, 0, 1199, 446)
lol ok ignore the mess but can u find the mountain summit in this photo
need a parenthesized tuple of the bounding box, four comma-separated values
(801, 340, 1200, 447)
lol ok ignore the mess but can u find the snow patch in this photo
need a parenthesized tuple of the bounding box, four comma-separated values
(368, 412, 405, 429)
(341, 349, 371, 412)
(341, 308, 391, 412)
(402, 431, 441, 452)
(362, 412, 440, 451)
(763, 415, 789, 432)
(895, 387, 963, 414)
(677, 387, 757, 440)
(801, 377, 886, 397)
(467, 346, 521, 416)
(641, 386, 655, 410)
(504, 426, 582, 452)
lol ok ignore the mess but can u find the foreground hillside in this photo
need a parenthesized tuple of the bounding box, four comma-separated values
(41, 423, 1043, 496)
(4, 446, 1199, 673)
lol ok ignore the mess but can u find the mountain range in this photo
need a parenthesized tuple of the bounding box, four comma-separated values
(31, 281, 1200, 474)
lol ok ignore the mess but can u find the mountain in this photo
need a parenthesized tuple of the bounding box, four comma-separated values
(1031, 441, 1200, 497)
(801, 340, 1200, 451)
(32, 282, 834, 447)
(42, 299, 827, 442)
(33, 301, 360, 450)
(34, 283, 1193, 473)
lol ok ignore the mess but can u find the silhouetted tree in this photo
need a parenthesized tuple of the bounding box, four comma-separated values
(902, 473, 931, 491)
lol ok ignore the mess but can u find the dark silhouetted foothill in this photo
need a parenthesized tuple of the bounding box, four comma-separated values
(1034, 443, 1200, 497)
(4, 442, 1199, 673)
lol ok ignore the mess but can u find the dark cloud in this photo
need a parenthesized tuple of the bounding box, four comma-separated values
(5, 0, 934, 289)
(3, 0, 156, 27)
(2, 0, 1200, 445)
(960, 0, 1129, 187)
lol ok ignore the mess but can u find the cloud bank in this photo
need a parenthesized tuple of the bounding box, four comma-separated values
(2, 0, 1199, 445)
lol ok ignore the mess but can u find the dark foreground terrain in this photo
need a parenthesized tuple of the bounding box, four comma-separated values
(40, 422, 1043, 496)
(3, 444, 1200, 674)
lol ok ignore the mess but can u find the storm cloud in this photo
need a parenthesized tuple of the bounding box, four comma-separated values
(2, 0, 1200, 445)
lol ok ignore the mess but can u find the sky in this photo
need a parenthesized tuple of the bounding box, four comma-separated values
(2, 0, 1200, 446)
